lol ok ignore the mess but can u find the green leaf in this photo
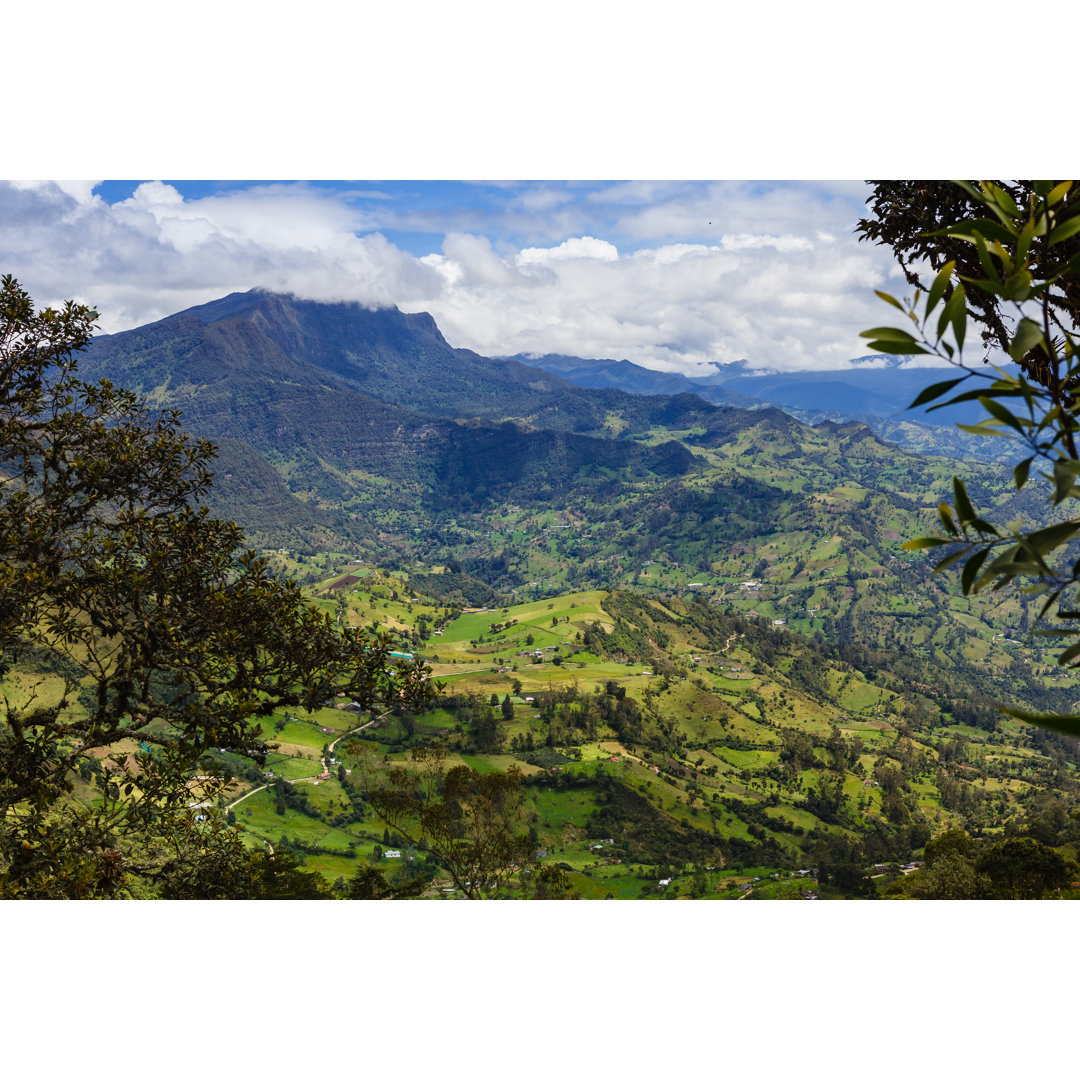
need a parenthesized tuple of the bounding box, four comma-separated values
(934, 547, 971, 573)
(951, 180, 982, 201)
(1052, 459, 1080, 502)
(998, 707, 1080, 737)
(1048, 181, 1073, 205)
(955, 423, 1013, 437)
(971, 232, 1000, 281)
(952, 477, 976, 524)
(983, 544, 1022, 574)
(960, 546, 990, 594)
(1021, 520, 1080, 556)
(927, 385, 1025, 410)
(1013, 456, 1032, 489)
(873, 290, 906, 312)
(1055, 640, 1080, 667)
(1049, 215, 1080, 246)
(908, 376, 967, 409)
(985, 183, 1021, 219)
(960, 275, 1005, 296)
(859, 325, 929, 354)
(934, 216, 1015, 246)
(1009, 317, 1044, 363)
(938, 502, 959, 536)
(936, 285, 967, 350)
(862, 339, 929, 356)
(861, 326, 914, 340)
(1016, 217, 1035, 264)
(1002, 268, 1032, 302)
(902, 536, 950, 550)
(925, 261, 956, 315)
(977, 395, 1026, 433)
(950, 283, 967, 349)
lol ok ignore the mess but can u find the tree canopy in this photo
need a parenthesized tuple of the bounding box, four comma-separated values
(0, 275, 435, 897)
(857, 181, 1080, 391)
(861, 182, 1080, 735)
(352, 742, 539, 899)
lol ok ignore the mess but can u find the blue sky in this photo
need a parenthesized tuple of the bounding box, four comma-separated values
(1, 179, 903, 373)
(88, 178, 862, 254)
(2, 5, 1059, 378)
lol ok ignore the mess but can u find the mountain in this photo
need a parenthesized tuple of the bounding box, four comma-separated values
(79, 292, 715, 545)
(77, 292, 1041, 573)
(713, 358, 1013, 429)
(510, 350, 1022, 461)
(501, 352, 760, 408)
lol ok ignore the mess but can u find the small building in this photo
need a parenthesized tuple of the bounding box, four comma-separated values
(384, 850, 402, 859)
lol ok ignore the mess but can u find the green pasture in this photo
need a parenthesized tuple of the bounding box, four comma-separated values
(265, 753, 322, 780)
(234, 790, 363, 851)
(528, 788, 600, 832)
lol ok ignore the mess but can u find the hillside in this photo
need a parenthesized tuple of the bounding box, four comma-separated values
(512, 350, 1024, 462)
(198, 568, 1080, 898)
(11, 290, 1080, 898)
(76, 293, 1056, 665)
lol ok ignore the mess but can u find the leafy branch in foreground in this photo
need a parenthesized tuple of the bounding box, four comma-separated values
(861, 181, 1080, 735)
(0, 275, 437, 897)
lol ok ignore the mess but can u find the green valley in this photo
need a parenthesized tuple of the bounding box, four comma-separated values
(7, 284, 1080, 900)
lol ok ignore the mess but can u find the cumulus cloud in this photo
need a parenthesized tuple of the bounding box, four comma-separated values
(719, 233, 813, 253)
(0, 179, 899, 371)
(0, 181, 442, 332)
(517, 236, 619, 264)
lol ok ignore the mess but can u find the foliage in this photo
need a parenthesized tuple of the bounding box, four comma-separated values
(0, 276, 435, 897)
(857, 181, 1080, 387)
(888, 828, 1076, 900)
(886, 854, 990, 901)
(353, 742, 536, 898)
(346, 865, 426, 899)
(862, 182, 1080, 735)
(974, 836, 1077, 900)
(153, 818, 332, 899)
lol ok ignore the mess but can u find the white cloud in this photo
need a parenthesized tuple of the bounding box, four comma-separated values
(719, 233, 813, 253)
(517, 236, 619, 264)
(0, 180, 899, 371)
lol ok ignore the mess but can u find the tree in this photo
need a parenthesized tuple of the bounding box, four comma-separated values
(862, 183, 1080, 735)
(887, 854, 991, 901)
(857, 181, 1080, 390)
(153, 818, 332, 899)
(975, 837, 1077, 900)
(352, 742, 538, 898)
(817, 855, 876, 898)
(923, 827, 980, 868)
(520, 861, 575, 899)
(0, 277, 436, 897)
(346, 864, 425, 899)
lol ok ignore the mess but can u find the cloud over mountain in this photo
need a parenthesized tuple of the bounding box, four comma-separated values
(0, 179, 900, 373)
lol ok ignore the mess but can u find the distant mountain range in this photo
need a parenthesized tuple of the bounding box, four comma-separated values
(506, 350, 1018, 456)
(78, 289, 1017, 549)
(80, 291, 727, 544)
